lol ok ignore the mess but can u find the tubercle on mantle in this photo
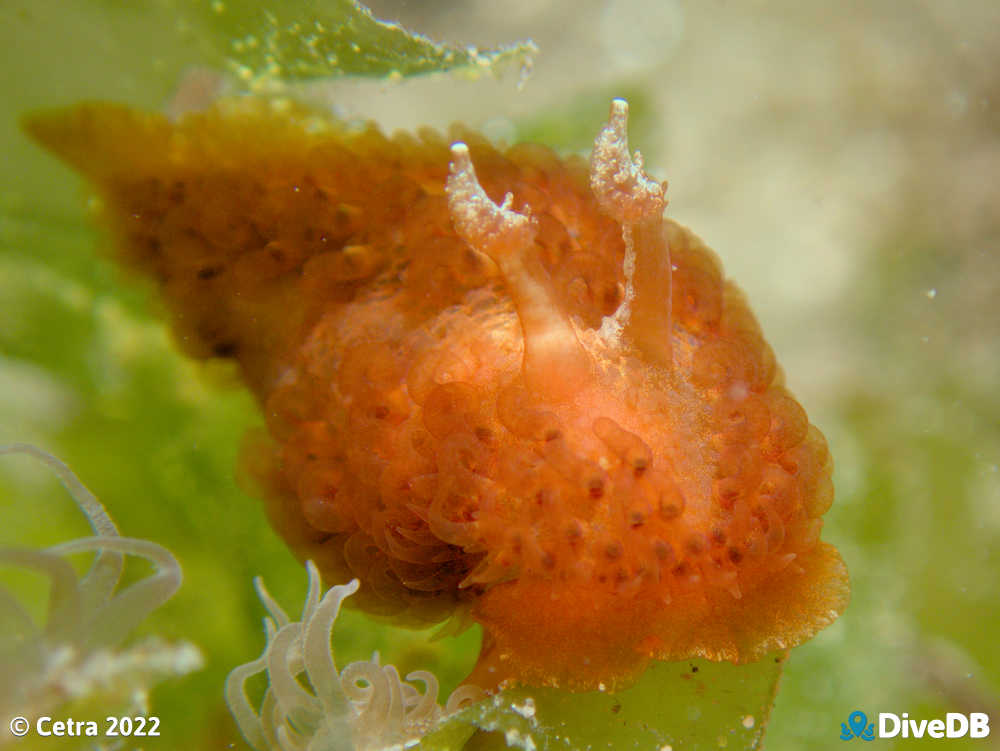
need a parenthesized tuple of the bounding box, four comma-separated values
(445, 98, 672, 400)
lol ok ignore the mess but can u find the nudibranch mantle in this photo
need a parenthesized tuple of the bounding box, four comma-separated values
(24, 94, 849, 692)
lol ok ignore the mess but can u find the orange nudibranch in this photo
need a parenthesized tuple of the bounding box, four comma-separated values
(25, 95, 849, 691)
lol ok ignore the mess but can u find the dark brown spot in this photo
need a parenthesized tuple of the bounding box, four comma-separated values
(714, 478, 742, 509)
(508, 533, 523, 555)
(588, 476, 605, 499)
(659, 484, 686, 519)
(212, 341, 238, 357)
(566, 521, 584, 543)
(685, 534, 706, 556)
(727, 546, 744, 564)
(653, 539, 674, 561)
(605, 541, 623, 561)
(373, 405, 390, 420)
(197, 266, 222, 280)
(660, 502, 682, 519)
(168, 181, 185, 203)
(629, 510, 645, 528)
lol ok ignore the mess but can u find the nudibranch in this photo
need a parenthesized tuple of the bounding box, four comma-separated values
(25, 95, 849, 691)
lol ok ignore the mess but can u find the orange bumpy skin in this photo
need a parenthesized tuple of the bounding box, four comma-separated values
(25, 96, 849, 691)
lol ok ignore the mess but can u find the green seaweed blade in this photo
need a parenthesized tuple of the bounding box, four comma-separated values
(191, 0, 537, 83)
(420, 656, 785, 751)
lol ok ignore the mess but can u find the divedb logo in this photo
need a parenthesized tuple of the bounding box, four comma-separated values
(841, 710, 991, 741)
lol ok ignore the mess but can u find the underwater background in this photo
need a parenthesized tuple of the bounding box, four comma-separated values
(1, 0, 998, 748)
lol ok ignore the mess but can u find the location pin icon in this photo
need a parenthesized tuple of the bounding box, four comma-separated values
(848, 711, 868, 738)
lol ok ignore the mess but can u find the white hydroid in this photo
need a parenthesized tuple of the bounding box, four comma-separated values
(227, 562, 483, 751)
(0, 443, 201, 746)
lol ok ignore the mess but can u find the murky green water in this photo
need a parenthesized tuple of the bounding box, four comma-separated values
(2, 2, 998, 748)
